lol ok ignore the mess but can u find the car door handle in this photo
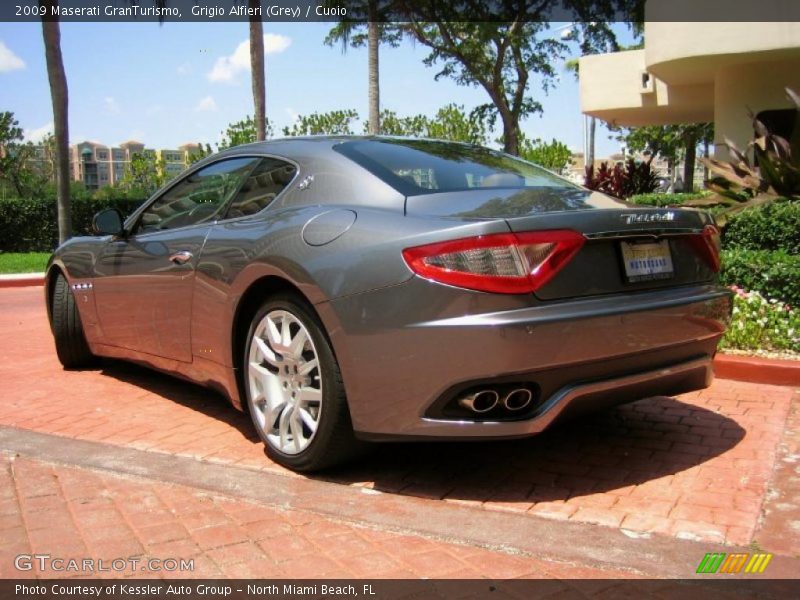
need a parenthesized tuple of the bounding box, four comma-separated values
(169, 251, 193, 265)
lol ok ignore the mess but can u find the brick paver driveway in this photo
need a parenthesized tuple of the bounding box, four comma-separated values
(1, 285, 798, 579)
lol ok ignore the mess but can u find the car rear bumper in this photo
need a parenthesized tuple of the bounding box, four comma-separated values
(320, 278, 732, 439)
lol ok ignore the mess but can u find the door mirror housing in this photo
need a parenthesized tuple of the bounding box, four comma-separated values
(92, 208, 125, 237)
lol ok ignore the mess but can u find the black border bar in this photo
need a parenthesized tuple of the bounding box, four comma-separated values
(3, 0, 800, 24)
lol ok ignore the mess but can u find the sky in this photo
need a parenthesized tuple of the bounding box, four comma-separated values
(0, 21, 635, 156)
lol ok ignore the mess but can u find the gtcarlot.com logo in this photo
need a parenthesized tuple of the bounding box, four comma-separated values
(15, 554, 194, 573)
(696, 552, 773, 574)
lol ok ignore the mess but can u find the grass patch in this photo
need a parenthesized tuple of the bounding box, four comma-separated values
(0, 252, 50, 274)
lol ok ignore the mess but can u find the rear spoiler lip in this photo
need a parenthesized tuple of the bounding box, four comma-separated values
(583, 227, 705, 240)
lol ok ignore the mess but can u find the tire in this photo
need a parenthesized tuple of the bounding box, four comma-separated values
(50, 273, 96, 369)
(243, 293, 362, 472)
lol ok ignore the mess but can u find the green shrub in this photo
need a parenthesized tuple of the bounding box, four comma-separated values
(628, 191, 711, 207)
(722, 200, 800, 254)
(0, 196, 144, 252)
(721, 288, 799, 353)
(720, 248, 800, 306)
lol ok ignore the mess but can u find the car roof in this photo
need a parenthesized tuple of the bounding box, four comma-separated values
(215, 135, 481, 158)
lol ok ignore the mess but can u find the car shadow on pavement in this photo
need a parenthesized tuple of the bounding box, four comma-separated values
(94, 361, 746, 508)
(320, 395, 746, 506)
(98, 360, 260, 444)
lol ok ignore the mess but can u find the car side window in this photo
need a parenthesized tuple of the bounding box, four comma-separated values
(224, 157, 298, 219)
(136, 157, 259, 233)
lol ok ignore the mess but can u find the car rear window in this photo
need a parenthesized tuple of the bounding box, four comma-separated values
(334, 139, 579, 196)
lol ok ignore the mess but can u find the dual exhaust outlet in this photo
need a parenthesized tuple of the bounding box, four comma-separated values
(458, 387, 534, 414)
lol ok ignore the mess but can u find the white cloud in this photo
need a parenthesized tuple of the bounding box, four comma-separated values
(25, 122, 54, 143)
(195, 96, 217, 112)
(264, 34, 292, 54)
(207, 34, 291, 83)
(104, 96, 121, 115)
(0, 41, 25, 72)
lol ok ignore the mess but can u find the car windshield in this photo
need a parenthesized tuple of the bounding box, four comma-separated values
(335, 138, 579, 196)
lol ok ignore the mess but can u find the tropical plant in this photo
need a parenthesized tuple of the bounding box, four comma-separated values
(584, 159, 658, 199)
(687, 87, 799, 220)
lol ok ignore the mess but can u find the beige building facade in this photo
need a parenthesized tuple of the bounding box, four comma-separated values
(579, 0, 800, 160)
(70, 141, 201, 190)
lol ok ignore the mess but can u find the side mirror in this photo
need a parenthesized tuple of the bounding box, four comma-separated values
(92, 208, 125, 236)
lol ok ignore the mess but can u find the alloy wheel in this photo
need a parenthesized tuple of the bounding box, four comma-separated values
(247, 309, 322, 455)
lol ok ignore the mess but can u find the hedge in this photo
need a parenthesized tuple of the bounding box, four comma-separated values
(627, 191, 712, 207)
(720, 248, 800, 306)
(722, 200, 800, 255)
(0, 196, 144, 252)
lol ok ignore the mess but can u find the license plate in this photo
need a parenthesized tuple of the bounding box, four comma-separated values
(620, 240, 674, 282)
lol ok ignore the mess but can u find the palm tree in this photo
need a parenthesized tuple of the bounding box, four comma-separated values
(325, 0, 394, 135)
(366, 0, 380, 134)
(40, 1, 71, 244)
(248, 0, 266, 141)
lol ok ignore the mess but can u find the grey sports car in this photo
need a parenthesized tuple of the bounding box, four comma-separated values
(45, 137, 732, 471)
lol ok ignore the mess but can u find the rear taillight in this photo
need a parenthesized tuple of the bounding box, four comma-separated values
(402, 230, 585, 294)
(691, 224, 722, 272)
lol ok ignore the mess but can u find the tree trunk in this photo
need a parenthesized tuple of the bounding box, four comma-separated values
(498, 105, 520, 155)
(367, 2, 380, 135)
(587, 117, 596, 170)
(41, 13, 71, 244)
(249, 1, 266, 141)
(683, 131, 697, 193)
(702, 138, 709, 183)
(501, 122, 520, 155)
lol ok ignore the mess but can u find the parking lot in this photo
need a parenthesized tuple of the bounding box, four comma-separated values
(1, 285, 798, 579)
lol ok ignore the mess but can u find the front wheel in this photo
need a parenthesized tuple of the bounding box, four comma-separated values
(50, 273, 96, 369)
(243, 294, 361, 472)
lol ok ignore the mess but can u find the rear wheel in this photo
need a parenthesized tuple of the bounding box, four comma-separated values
(50, 273, 96, 369)
(243, 294, 361, 472)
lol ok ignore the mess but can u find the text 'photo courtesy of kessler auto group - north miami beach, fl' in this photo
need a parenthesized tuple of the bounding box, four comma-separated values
(0, 0, 799, 598)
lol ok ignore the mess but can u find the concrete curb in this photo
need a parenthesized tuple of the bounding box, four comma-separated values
(715, 353, 800, 387)
(0, 272, 44, 288)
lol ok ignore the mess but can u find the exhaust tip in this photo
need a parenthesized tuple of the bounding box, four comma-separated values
(502, 388, 533, 411)
(459, 390, 499, 414)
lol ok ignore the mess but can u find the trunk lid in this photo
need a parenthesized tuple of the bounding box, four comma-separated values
(405, 187, 718, 300)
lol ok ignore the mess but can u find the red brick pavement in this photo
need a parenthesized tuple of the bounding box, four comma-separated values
(0, 287, 796, 548)
(0, 454, 632, 580)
